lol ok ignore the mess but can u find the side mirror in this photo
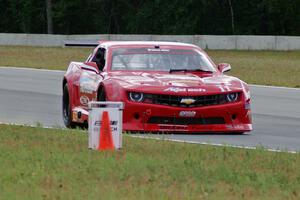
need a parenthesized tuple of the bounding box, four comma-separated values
(82, 62, 99, 74)
(218, 63, 231, 73)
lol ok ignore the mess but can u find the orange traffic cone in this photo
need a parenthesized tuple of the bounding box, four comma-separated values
(98, 111, 114, 151)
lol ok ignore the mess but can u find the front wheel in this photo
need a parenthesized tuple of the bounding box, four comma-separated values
(62, 84, 76, 128)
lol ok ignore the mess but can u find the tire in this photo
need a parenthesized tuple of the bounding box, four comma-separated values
(62, 84, 76, 128)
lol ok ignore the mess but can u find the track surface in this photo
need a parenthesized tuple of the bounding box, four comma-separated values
(1, 67, 300, 151)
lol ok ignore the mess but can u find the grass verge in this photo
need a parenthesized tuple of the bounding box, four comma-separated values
(208, 50, 300, 88)
(1, 124, 300, 199)
(0, 46, 92, 70)
(0, 46, 299, 87)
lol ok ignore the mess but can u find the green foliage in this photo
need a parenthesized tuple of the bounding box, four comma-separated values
(0, 0, 299, 35)
(0, 0, 46, 33)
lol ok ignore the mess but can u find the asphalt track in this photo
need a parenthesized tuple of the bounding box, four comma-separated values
(1, 67, 300, 152)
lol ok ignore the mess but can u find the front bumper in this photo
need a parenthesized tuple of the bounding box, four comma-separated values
(122, 100, 252, 133)
(72, 100, 252, 133)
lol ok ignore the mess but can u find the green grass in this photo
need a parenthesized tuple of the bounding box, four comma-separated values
(1, 124, 300, 199)
(207, 50, 300, 88)
(0, 46, 299, 87)
(0, 46, 92, 70)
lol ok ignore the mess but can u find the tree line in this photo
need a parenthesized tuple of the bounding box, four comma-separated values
(0, 0, 299, 35)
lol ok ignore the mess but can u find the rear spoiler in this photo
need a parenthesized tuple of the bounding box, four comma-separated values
(64, 40, 100, 47)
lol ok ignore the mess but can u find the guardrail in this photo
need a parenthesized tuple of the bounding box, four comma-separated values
(0, 33, 299, 50)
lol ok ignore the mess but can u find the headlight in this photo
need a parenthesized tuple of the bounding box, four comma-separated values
(226, 93, 239, 102)
(129, 92, 144, 102)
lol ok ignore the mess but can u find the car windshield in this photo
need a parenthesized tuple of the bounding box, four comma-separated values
(111, 48, 216, 72)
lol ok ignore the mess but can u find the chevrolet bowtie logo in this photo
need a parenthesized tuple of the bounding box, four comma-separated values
(180, 98, 196, 105)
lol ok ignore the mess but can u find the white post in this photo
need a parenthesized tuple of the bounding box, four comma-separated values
(88, 101, 123, 150)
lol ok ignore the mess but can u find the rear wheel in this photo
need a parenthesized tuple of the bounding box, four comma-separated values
(62, 84, 76, 128)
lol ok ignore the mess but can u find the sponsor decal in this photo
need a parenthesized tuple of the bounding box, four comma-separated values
(179, 111, 196, 117)
(164, 87, 206, 93)
(187, 88, 206, 92)
(226, 125, 233, 129)
(180, 98, 196, 105)
(94, 120, 118, 131)
(164, 87, 186, 92)
(234, 124, 244, 129)
(80, 87, 94, 94)
(80, 96, 89, 106)
(94, 120, 118, 126)
(79, 74, 99, 94)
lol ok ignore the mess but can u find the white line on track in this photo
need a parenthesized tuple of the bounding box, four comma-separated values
(0, 66, 65, 73)
(129, 135, 298, 154)
(249, 84, 300, 90)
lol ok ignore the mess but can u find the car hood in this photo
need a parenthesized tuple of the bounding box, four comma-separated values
(108, 71, 245, 94)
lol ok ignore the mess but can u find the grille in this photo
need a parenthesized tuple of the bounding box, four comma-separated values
(143, 93, 232, 107)
(148, 117, 225, 125)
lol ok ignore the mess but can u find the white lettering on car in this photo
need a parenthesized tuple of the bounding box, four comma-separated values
(164, 87, 186, 92)
(164, 87, 206, 92)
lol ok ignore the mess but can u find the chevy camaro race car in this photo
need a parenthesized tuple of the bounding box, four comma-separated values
(62, 41, 252, 133)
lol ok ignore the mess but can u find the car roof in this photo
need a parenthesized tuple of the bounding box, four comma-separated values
(99, 41, 199, 49)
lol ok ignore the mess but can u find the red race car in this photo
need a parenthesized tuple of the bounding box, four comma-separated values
(62, 41, 252, 133)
